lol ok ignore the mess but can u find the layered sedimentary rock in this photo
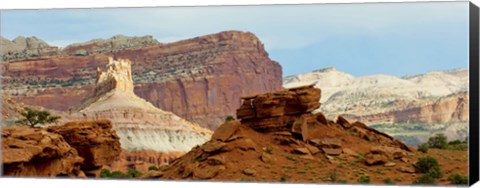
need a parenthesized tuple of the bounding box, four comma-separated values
(343, 94, 469, 124)
(62, 35, 159, 56)
(62, 57, 211, 153)
(2, 120, 121, 177)
(2, 31, 283, 129)
(0, 36, 60, 60)
(283, 67, 469, 124)
(148, 86, 413, 181)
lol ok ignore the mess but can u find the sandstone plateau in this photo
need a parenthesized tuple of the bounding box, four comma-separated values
(140, 85, 467, 185)
(1, 31, 282, 129)
(2, 120, 121, 177)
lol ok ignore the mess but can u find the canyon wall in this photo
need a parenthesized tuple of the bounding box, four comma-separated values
(1, 31, 283, 129)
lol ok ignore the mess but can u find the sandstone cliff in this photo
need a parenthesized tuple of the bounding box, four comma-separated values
(2, 31, 283, 129)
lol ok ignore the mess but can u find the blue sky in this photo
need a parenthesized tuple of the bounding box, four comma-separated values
(0, 2, 469, 77)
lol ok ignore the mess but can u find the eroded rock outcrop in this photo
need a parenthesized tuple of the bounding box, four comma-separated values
(2, 120, 121, 177)
(47, 120, 121, 169)
(2, 31, 282, 129)
(2, 126, 84, 177)
(150, 85, 413, 181)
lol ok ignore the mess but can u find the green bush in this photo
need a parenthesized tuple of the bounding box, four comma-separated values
(358, 176, 370, 184)
(448, 173, 468, 184)
(383, 178, 394, 184)
(99, 168, 142, 179)
(265, 146, 273, 154)
(414, 156, 443, 185)
(415, 174, 436, 184)
(418, 143, 429, 153)
(225, 115, 235, 122)
(148, 165, 159, 171)
(427, 133, 448, 149)
(126, 169, 142, 178)
(15, 107, 60, 127)
(415, 156, 440, 173)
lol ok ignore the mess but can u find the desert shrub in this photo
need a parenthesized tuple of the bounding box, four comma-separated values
(448, 140, 463, 145)
(425, 168, 442, 179)
(358, 176, 370, 184)
(383, 178, 394, 184)
(414, 156, 443, 185)
(126, 169, 142, 178)
(148, 165, 159, 171)
(415, 174, 436, 184)
(225, 115, 235, 122)
(265, 146, 273, 154)
(100, 169, 128, 178)
(448, 173, 468, 184)
(418, 143, 429, 153)
(427, 133, 448, 149)
(414, 156, 441, 174)
(15, 107, 60, 127)
(99, 168, 142, 178)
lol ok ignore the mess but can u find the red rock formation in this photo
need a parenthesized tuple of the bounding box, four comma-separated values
(2, 126, 84, 177)
(149, 85, 412, 181)
(47, 120, 122, 169)
(2, 31, 283, 129)
(2, 120, 122, 177)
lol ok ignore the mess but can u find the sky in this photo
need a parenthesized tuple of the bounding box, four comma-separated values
(0, 1, 469, 77)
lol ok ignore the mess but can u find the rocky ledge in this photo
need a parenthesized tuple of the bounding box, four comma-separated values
(2, 120, 121, 177)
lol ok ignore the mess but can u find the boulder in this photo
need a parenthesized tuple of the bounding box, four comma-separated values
(322, 148, 343, 156)
(211, 120, 241, 142)
(336, 116, 351, 128)
(364, 153, 389, 165)
(201, 141, 227, 153)
(2, 126, 84, 177)
(293, 148, 311, 155)
(193, 165, 226, 179)
(48, 120, 121, 169)
(238, 85, 320, 123)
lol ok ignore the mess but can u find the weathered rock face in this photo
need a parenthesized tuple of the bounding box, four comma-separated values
(0, 36, 60, 61)
(2, 126, 84, 177)
(2, 120, 121, 177)
(62, 35, 159, 56)
(60, 57, 212, 152)
(149, 86, 413, 181)
(47, 120, 122, 169)
(283, 68, 469, 124)
(343, 94, 469, 124)
(2, 31, 283, 129)
(237, 85, 321, 131)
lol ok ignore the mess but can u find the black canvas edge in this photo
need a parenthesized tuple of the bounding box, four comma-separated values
(469, 1, 480, 186)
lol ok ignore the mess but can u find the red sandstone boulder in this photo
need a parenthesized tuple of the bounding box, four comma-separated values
(2, 126, 84, 177)
(47, 120, 122, 169)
